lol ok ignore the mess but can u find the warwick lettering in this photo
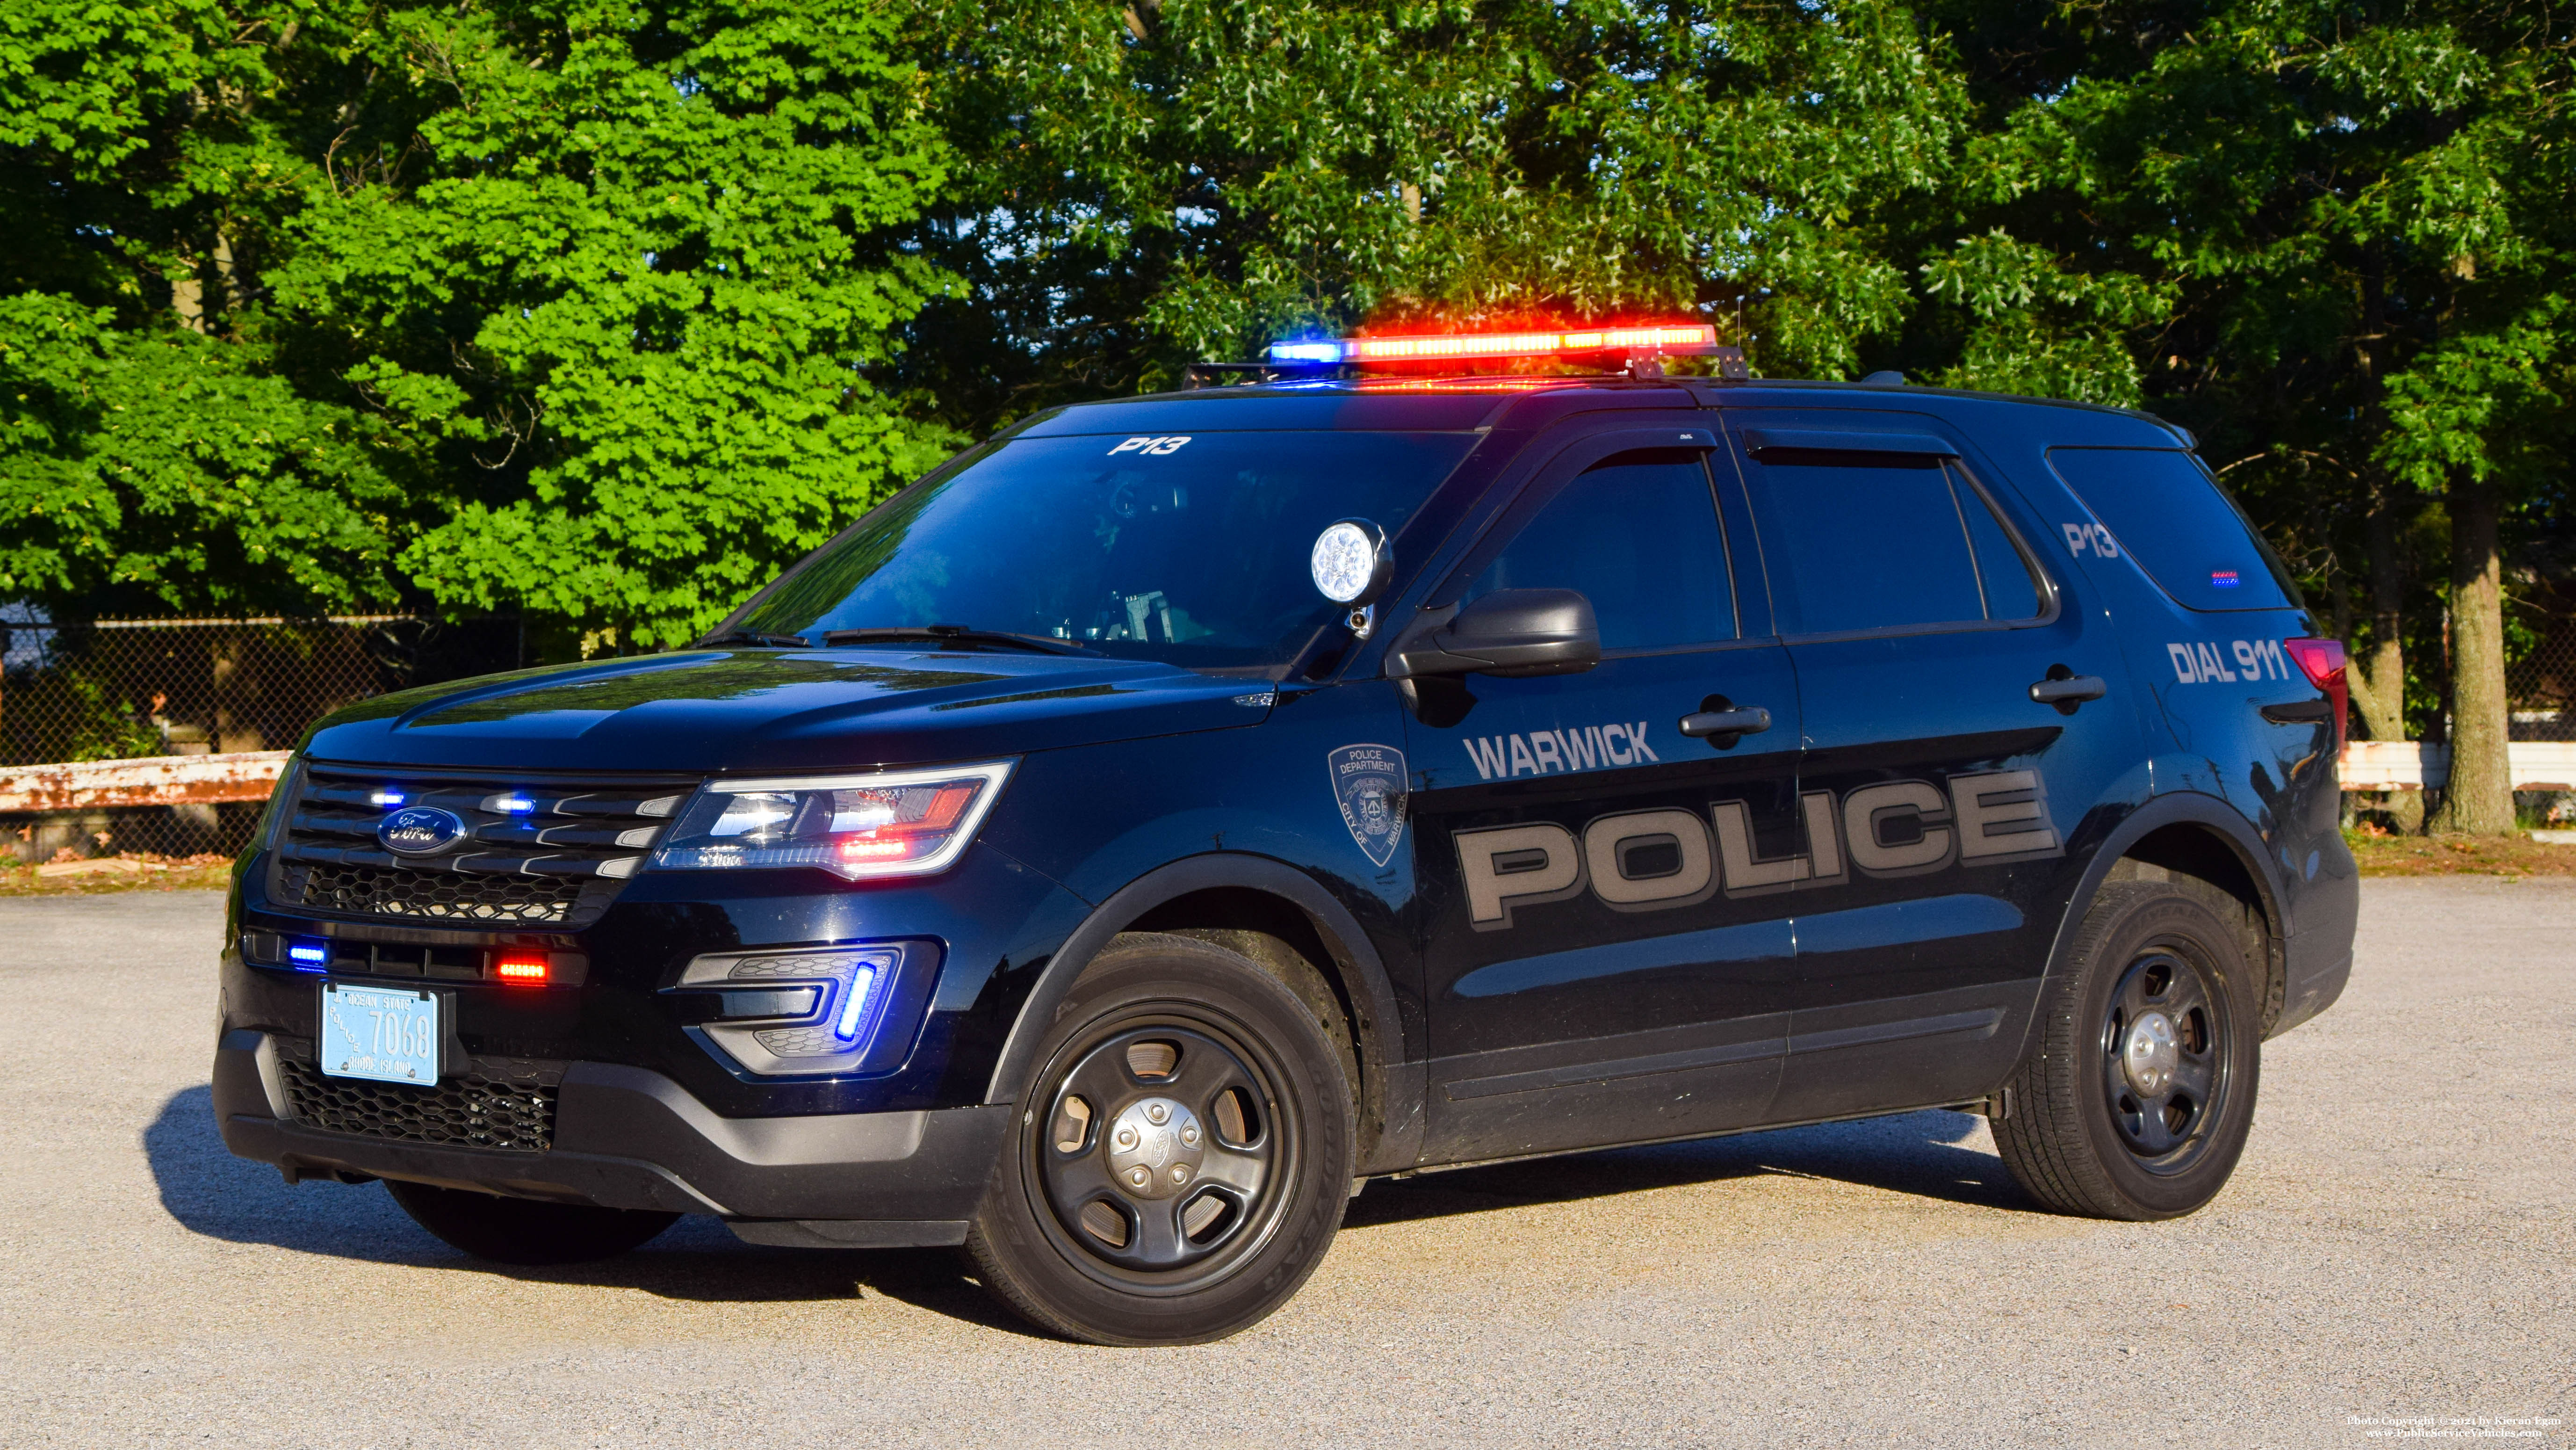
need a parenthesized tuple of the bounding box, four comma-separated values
(1462, 722, 1659, 780)
(1454, 771, 2060, 930)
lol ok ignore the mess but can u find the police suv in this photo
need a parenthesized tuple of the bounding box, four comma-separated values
(215, 326, 2357, 1345)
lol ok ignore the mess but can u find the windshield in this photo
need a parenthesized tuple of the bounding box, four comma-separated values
(734, 430, 1480, 672)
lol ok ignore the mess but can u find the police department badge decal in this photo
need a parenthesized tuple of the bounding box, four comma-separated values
(1327, 744, 1408, 868)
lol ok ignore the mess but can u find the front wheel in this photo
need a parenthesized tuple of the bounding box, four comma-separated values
(1992, 880, 2263, 1220)
(965, 933, 1355, 1345)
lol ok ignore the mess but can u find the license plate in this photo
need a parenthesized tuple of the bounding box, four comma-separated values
(318, 981, 441, 1086)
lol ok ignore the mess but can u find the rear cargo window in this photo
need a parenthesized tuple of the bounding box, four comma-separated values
(2045, 448, 2298, 611)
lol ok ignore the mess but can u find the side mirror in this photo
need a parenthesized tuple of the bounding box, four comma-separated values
(1389, 589, 1601, 679)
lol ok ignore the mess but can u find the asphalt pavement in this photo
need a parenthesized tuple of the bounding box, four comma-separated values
(0, 878, 2568, 1448)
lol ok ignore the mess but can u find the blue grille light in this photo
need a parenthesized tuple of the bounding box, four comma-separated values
(368, 789, 406, 808)
(287, 941, 330, 969)
(834, 963, 882, 1041)
(496, 795, 535, 814)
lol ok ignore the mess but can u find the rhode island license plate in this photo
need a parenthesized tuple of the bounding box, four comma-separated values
(318, 981, 441, 1086)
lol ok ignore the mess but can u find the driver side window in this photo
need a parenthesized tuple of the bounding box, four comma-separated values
(1461, 449, 1737, 651)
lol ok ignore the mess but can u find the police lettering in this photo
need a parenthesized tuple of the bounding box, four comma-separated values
(1454, 771, 2058, 930)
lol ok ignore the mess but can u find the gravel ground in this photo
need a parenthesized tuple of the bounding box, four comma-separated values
(0, 880, 2567, 1449)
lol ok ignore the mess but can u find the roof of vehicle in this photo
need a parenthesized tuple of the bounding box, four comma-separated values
(1015, 373, 2196, 449)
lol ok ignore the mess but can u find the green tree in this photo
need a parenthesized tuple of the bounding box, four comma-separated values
(275, 0, 960, 650)
(1917, 0, 2575, 834)
(904, 0, 1979, 431)
(0, 0, 408, 615)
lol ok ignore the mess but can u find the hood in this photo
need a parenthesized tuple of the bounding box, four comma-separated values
(299, 648, 1276, 773)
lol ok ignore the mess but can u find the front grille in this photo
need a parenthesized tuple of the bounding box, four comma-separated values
(273, 765, 700, 928)
(280, 1058, 559, 1153)
(286, 862, 590, 925)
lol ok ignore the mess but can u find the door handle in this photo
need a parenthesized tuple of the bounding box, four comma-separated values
(2029, 669, 2107, 714)
(1679, 706, 1772, 739)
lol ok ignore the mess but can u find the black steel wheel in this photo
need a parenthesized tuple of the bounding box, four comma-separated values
(1992, 880, 2262, 1220)
(966, 933, 1354, 1345)
(2098, 948, 2230, 1170)
(385, 1180, 679, 1265)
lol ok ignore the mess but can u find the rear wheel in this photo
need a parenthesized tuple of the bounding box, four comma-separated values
(1992, 881, 2262, 1219)
(965, 933, 1354, 1345)
(385, 1180, 679, 1265)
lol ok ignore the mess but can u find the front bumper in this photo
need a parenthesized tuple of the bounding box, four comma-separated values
(214, 1029, 1008, 1243)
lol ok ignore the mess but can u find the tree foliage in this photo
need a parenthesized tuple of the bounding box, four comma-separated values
(4, 0, 2571, 826)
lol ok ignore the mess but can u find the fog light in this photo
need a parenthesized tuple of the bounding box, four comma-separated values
(835, 962, 885, 1041)
(672, 945, 908, 1076)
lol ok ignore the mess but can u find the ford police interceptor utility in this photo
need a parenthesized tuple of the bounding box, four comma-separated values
(213, 325, 2357, 1345)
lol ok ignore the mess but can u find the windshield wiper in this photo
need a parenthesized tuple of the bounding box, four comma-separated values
(697, 629, 813, 650)
(821, 624, 1097, 657)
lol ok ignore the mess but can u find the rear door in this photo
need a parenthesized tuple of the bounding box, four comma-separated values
(1406, 418, 1803, 1164)
(1717, 411, 2147, 1122)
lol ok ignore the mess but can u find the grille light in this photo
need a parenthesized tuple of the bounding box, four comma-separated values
(494, 954, 550, 984)
(368, 790, 406, 808)
(288, 941, 330, 969)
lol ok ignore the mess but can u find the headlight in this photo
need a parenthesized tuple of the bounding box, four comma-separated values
(650, 761, 1013, 880)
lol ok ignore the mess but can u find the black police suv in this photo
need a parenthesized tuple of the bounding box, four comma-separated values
(215, 358, 2357, 1345)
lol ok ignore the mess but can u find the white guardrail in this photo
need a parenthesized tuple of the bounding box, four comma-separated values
(0, 750, 294, 812)
(1, 742, 2572, 814)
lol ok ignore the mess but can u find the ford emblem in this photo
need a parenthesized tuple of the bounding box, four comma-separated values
(377, 805, 469, 857)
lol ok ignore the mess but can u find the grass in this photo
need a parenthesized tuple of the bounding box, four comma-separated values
(2345, 826, 2576, 877)
(0, 854, 236, 897)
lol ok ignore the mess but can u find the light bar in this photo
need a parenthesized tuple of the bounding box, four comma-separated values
(1268, 324, 1718, 367)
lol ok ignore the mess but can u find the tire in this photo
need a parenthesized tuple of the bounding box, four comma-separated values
(965, 932, 1355, 1345)
(1992, 880, 2263, 1220)
(385, 1180, 680, 1265)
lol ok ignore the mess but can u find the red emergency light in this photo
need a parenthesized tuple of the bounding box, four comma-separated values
(494, 954, 550, 984)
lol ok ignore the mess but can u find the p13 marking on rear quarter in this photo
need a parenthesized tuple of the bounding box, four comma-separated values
(1454, 771, 2061, 930)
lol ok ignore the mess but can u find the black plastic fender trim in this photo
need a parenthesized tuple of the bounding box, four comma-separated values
(2016, 790, 2296, 1066)
(980, 852, 1424, 1177)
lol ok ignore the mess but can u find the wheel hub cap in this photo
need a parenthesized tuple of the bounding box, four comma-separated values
(2122, 1011, 2180, 1095)
(1104, 1097, 1205, 1201)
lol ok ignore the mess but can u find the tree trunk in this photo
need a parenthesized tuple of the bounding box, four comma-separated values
(2350, 486, 2407, 741)
(2432, 477, 2514, 834)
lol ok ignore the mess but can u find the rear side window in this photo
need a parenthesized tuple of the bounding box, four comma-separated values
(1734, 452, 2043, 637)
(2045, 448, 2297, 611)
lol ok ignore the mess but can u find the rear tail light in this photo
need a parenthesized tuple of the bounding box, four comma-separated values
(2283, 638, 2349, 744)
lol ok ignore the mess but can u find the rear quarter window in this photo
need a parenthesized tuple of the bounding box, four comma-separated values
(2044, 448, 2299, 612)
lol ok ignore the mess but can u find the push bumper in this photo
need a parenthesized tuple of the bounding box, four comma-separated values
(213, 1030, 1007, 1246)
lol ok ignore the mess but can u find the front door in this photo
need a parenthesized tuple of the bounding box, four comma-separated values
(1717, 410, 2146, 1122)
(1407, 420, 1804, 1164)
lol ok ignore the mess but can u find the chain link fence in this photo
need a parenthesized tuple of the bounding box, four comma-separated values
(1, 616, 522, 863)
(2506, 582, 2576, 742)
